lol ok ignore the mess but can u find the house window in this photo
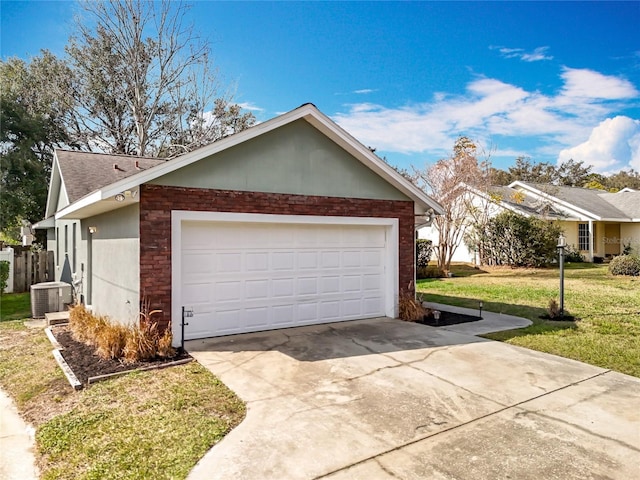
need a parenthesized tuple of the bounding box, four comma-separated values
(72, 223, 77, 273)
(64, 225, 68, 256)
(578, 223, 592, 251)
(56, 227, 59, 266)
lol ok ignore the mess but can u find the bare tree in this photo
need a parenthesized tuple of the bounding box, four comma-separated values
(67, 0, 254, 157)
(414, 137, 491, 272)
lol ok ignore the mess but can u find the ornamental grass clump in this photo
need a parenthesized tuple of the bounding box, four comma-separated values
(398, 289, 426, 322)
(68, 304, 175, 363)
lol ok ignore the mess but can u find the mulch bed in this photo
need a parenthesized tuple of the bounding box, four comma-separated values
(417, 310, 482, 327)
(51, 325, 192, 385)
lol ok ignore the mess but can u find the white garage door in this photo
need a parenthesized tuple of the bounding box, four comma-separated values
(179, 219, 390, 339)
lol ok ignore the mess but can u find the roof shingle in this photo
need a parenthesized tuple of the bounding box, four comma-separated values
(56, 150, 167, 203)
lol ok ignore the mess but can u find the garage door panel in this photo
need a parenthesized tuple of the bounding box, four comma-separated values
(342, 299, 362, 317)
(320, 251, 340, 268)
(363, 297, 383, 315)
(298, 277, 319, 295)
(182, 283, 210, 304)
(363, 274, 382, 291)
(215, 281, 242, 302)
(319, 301, 340, 320)
(217, 253, 242, 273)
(272, 252, 295, 270)
(183, 252, 213, 274)
(343, 275, 362, 292)
(272, 304, 295, 325)
(297, 302, 319, 322)
(246, 252, 269, 271)
(180, 221, 390, 339)
(363, 250, 383, 267)
(320, 276, 340, 294)
(273, 278, 295, 297)
(245, 307, 269, 328)
(298, 251, 318, 269)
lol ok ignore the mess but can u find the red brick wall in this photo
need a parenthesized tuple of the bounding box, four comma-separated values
(139, 184, 415, 329)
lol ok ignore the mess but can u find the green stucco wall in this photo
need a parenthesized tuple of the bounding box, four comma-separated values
(150, 120, 409, 201)
(83, 204, 140, 325)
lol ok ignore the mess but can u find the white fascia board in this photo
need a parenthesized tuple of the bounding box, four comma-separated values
(45, 157, 63, 219)
(33, 217, 55, 229)
(509, 181, 601, 220)
(55, 190, 103, 219)
(600, 217, 638, 222)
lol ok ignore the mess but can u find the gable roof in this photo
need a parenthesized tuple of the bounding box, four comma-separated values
(507, 181, 640, 221)
(58, 151, 166, 204)
(44, 151, 166, 219)
(52, 104, 443, 220)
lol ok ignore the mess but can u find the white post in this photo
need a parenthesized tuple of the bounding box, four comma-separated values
(588, 220, 594, 262)
(0, 247, 14, 293)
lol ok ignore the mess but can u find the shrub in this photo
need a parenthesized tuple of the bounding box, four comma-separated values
(608, 254, 640, 276)
(471, 211, 562, 267)
(417, 266, 445, 279)
(416, 239, 433, 269)
(398, 290, 425, 322)
(0, 261, 9, 294)
(564, 245, 585, 263)
(547, 299, 561, 319)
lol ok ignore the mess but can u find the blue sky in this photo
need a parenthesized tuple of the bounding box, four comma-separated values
(2, 1, 639, 174)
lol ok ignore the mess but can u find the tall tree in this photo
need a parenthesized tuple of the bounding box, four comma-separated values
(507, 156, 556, 184)
(66, 0, 255, 157)
(555, 159, 592, 186)
(0, 99, 60, 237)
(604, 169, 640, 191)
(0, 56, 71, 238)
(415, 137, 491, 272)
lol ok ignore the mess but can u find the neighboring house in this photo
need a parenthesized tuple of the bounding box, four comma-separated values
(419, 181, 640, 264)
(34, 104, 443, 345)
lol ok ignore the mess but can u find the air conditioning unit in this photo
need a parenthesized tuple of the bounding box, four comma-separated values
(30, 282, 72, 319)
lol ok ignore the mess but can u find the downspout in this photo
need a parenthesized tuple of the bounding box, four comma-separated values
(589, 219, 594, 262)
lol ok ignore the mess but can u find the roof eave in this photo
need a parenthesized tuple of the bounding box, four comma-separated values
(509, 181, 602, 220)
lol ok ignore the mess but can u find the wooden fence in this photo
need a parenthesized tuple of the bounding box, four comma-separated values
(12, 250, 55, 293)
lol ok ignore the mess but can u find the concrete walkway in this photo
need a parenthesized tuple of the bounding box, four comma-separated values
(0, 390, 38, 480)
(422, 301, 532, 335)
(186, 317, 640, 480)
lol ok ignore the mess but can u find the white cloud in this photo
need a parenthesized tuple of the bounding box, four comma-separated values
(559, 67, 638, 100)
(353, 88, 376, 94)
(493, 45, 553, 62)
(558, 116, 640, 172)
(237, 102, 265, 112)
(332, 67, 639, 171)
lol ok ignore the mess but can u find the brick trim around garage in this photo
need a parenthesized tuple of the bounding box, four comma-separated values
(139, 184, 416, 330)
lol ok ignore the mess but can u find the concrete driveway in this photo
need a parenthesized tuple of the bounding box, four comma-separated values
(185, 318, 640, 480)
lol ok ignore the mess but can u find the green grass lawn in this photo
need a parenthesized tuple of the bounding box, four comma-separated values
(417, 263, 640, 378)
(0, 318, 246, 479)
(0, 292, 31, 321)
